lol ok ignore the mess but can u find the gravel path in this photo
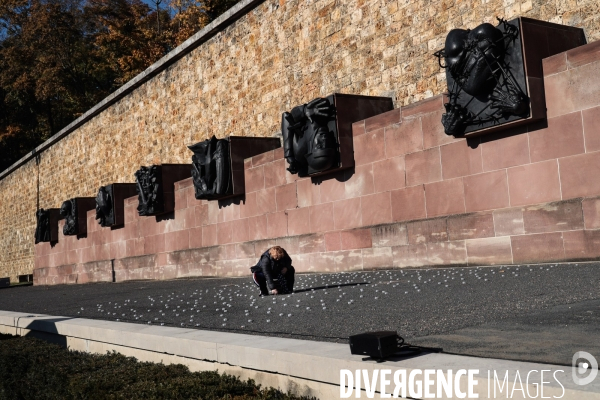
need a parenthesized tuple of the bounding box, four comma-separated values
(1, 262, 598, 365)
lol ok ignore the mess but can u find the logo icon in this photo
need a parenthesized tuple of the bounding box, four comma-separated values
(572, 351, 598, 385)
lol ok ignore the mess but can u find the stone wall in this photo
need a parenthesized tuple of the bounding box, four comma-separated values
(0, 160, 38, 280)
(33, 41, 600, 284)
(3, 0, 600, 281)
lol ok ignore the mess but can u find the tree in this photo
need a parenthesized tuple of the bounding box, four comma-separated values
(169, 0, 210, 44)
(0, 0, 238, 172)
(84, 0, 172, 85)
(0, 0, 96, 160)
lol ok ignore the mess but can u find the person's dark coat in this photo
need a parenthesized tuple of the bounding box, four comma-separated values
(250, 249, 292, 291)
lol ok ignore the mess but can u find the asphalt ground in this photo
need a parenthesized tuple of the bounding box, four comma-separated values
(1, 262, 599, 366)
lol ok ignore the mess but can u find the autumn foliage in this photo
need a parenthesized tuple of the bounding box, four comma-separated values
(0, 0, 238, 172)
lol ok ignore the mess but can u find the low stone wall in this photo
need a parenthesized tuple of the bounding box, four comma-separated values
(34, 194, 600, 285)
(3, 310, 594, 399)
(33, 41, 600, 285)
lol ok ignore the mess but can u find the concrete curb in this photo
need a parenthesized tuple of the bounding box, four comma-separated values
(1, 310, 599, 399)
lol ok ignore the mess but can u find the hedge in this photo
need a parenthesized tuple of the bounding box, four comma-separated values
(0, 334, 316, 400)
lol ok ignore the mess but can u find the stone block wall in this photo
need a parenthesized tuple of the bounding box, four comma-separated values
(0, 161, 37, 281)
(33, 41, 600, 284)
(3, 0, 600, 281)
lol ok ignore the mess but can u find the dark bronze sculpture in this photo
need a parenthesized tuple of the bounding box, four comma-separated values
(95, 184, 137, 227)
(188, 137, 280, 201)
(282, 97, 338, 176)
(60, 199, 77, 236)
(188, 136, 231, 199)
(59, 197, 96, 236)
(34, 208, 59, 243)
(135, 165, 163, 216)
(96, 186, 114, 227)
(435, 19, 530, 136)
(35, 209, 51, 244)
(134, 164, 191, 216)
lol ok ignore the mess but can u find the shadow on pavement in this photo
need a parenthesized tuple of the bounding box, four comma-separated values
(293, 282, 370, 293)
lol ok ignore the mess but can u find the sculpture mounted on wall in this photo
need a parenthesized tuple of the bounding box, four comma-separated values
(34, 208, 59, 243)
(60, 199, 77, 236)
(188, 137, 280, 201)
(59, 197, 96, 236)
(134, 164, 191, 216)
(35, 209, 51, 244)
(96, 186, 114, 227)
(188, 136, 231, 199)
(434, 18, 530, 136)
(282, 97, 338, 176)
(135, 165, 163, 216)
(95, 183, 137, 227)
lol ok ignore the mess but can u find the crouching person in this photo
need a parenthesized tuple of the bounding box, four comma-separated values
(250, 246, 295, 295)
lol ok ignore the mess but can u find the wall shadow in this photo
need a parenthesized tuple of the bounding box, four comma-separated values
(468, 123, 530, 149)
(20, 317, 76, 349)
(155, 211, 174, 222)
(311, 168, 352, 185)
(218, 195, 244, 209)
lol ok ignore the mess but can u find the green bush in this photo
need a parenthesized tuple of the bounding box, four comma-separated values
(0, 334, 316, 400)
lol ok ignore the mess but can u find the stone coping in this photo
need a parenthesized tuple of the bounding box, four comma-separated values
(1, 310, 599, 399)
(0, 0, 265, 182)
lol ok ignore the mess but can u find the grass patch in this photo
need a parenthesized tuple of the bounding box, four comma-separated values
(0, 334, 316, 399)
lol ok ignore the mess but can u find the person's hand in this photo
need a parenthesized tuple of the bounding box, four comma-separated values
(281, 267, 287, 274)
(271, 289, 278, 295)
(305, 98, 335, 122)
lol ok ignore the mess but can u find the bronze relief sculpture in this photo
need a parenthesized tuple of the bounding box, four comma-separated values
(280, 94, 393, 177)
(34, 209, 51, 244)
(135, 165, 163, 216)
(95, 186, 114, 227)
(58, 197, 96, 236)
(134, 164, 191, 216)
(60, 199, 77, 236)
(95, 184, 137, 227)
(282, 97, 337, 177)
(434, 18, 586, 137)
(435, 19, 529, 136)
(34, 208, 59, 243)
(188, 136, 231, 199)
